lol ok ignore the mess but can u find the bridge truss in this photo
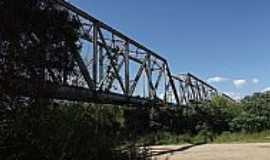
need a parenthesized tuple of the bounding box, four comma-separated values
(21, 0, 234, 107)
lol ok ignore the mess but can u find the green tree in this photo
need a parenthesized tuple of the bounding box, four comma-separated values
(0, 0, 81, 93)
(231, 92, 270, 132)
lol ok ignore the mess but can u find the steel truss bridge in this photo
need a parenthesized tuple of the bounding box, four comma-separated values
(22, 0, 234, 107)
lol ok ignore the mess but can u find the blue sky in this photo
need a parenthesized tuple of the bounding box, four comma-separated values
(70, 0, 270, 99)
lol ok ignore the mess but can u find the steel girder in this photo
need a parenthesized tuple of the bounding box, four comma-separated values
(18, 0, 235, 106)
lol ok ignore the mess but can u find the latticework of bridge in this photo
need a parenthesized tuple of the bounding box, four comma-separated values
(21, 0, 234, 107)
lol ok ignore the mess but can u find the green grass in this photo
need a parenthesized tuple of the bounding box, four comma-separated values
(213, 130, 270, 143)
(138, 132, 191, 145)
(139, 131, 270, 145)
(139, 131, 214, 145)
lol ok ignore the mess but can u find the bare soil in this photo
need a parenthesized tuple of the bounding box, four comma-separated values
(150, 143, 270, 160)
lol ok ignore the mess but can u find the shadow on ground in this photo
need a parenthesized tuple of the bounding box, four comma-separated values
(148, 142, 206, 158)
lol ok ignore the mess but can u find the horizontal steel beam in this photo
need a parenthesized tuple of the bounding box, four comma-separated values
(13, 79, 178, 106)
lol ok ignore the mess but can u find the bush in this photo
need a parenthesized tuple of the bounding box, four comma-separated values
(1, 101, 120, 159)
(230, 92, 270, 132)
(180, 96, 241, 135)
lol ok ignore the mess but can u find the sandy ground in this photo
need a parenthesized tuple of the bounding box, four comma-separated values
(150, 143, 270, 160)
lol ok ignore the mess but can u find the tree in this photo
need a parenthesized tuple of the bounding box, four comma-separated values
(0, 0, 83, 159)
(231, 92, 270, 132)
(0, 2, 151, 159)
(0, 0, 81, 96)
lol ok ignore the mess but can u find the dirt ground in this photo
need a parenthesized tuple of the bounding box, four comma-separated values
(150, 143, 270, 160)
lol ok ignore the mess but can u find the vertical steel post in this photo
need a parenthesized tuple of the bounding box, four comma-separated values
(164, 64, 167, 101)
(196, 82, 202, 101)
(93, 23, 98, 90)
(124, 41, 129, 96)
(99, 46, 104, 83)
(146, 55, 153, 98)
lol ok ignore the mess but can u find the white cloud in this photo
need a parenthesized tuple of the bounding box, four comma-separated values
(233, 79, 247, 88)
(224, 91, 243, 101)
(262, 87, 270, 92)
(207, 76, 259, 90)
(252, 78, 259, 84)
(207, 76, 228, 83)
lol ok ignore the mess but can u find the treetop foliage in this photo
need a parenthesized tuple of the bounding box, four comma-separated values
(0, 0, 81, 86)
